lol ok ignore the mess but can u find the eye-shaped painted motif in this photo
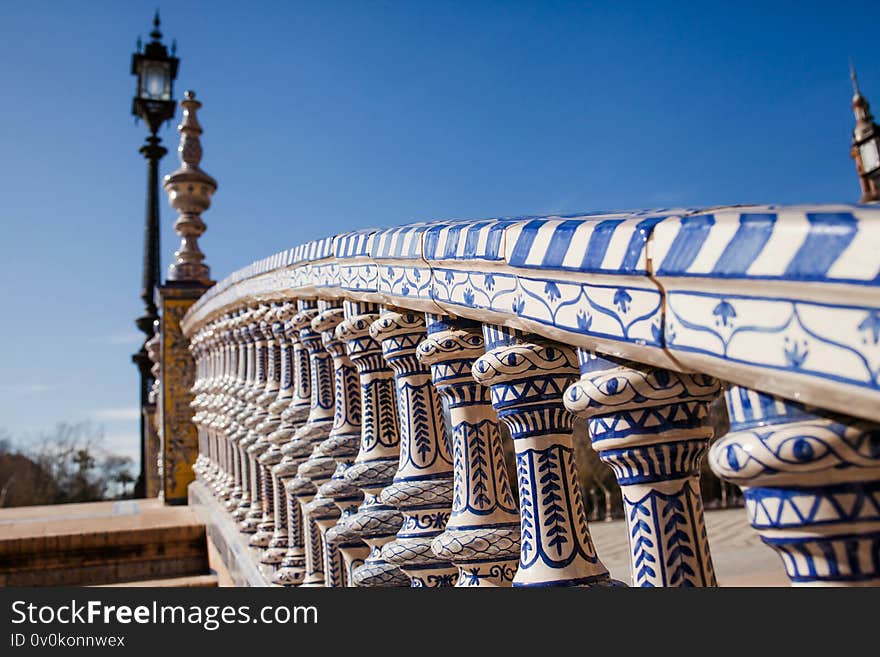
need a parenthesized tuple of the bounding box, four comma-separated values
(774, 434, 830, 465)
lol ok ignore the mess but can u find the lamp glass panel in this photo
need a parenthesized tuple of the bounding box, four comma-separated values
(140, 63, 171, 101)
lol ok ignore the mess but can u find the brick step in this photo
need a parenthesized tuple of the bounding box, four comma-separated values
(0, 499, 212, 586)
(96, 574, 219, 588)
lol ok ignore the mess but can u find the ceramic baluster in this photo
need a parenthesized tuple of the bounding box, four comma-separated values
(305, 302, 363, 587)
(271, 299, 318, 586)
(190, 329, 209, 482)
(320, 304, 371, 587)
(370, 308, 457, 587)
(217, 314, 244, 512)
(239, 305, 271, 534)
(565, 351, 720, 586)
(710, 386, 880, 586)
(249, 305, 284, 549)
(253, 304, 294, 564)
(417, 314, 521, 586)
(472, 325, 612, 587)
(285, 300, 340, 587)
(337, 301, 408, 587)
(226, 310, 253, 520)
(258, 302, 299, 563)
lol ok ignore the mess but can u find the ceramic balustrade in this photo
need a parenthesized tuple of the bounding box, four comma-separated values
(565, 351, 720, 587)
(175, 205, 880, 588)
(418, 314, 520, 586)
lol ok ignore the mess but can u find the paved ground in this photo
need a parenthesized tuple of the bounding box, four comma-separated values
(0, 498, 201, 540)
(590, 507, 788, 586)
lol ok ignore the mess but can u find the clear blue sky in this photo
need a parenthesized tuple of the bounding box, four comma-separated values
(0, 0, 876, 462)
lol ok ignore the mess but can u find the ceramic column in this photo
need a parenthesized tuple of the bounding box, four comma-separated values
(565, 351, 720, 587)
(338, 301, 408, 587)
(271, 300, 318, 586)
(371, 308, 457, 587)
(321, 303, 371, 586)
(710, 386, 880, 586)
(239, 305, 270, 534)
(418, 314, 520, 586)
(305, 302, 363, 588)
(285, 299, 339, 587)
(216, 314, 243, 512)
(253, 304, 293, 564)
(472, 325, 612, 587)
(190, 329, 210, 483)
(205, 325, 228, 495)
(259, 301, 298, 563)
(249, 305, 284, 550)
(317, 465, 364, 586)
(206, 321, 233, 499)
(226, 310, 253, 520)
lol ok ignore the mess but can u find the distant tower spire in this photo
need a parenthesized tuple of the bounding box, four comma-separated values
(850, 58, 861, 95)
(849, 61, 880, 203)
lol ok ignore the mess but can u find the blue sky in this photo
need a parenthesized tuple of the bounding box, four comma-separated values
(0, 1, 876, 463)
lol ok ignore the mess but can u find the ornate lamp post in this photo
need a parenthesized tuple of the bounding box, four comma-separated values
(130, 12, 179, 497)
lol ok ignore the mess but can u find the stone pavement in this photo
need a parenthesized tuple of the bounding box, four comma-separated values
(0, 499, 213, 586)
(590, 507, 788, 587)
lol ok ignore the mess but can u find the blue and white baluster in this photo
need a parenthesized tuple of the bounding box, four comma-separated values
(190, 329, 210, 484)
(259, 302, 298, 565)
(271, 300, 318, 586)
(304, 303, 363, 587)
(371, 309, 457, 587)
(418, 315, 520, 587)
(225, 310, 252, 521)
(473, 325, 612, 587)
(320, 469, 365, 587)
(286, 300, 341, 587)
(206, 324, 231, 498)
(250, 305, 284, 551)
(710, 387, 880, 586)
(565, 352, 720, 587)
(338, 302, 408, 587)
(211, 318, 238, 506)
(239, 306, 270, 534)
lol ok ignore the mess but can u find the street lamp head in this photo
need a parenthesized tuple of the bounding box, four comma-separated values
(131, 11, 179, 135)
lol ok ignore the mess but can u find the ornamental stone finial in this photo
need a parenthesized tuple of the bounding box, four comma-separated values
(163, 90, 217, 284)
